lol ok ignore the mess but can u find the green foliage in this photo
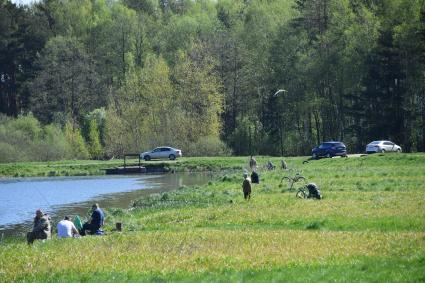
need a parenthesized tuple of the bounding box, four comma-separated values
(2, 0, 425, 159)
(30, 35, 101, 124)
(84, 108, 106, 145)
(37, 124, 72, 161)
(0, 114, 73, 162)
(172, 42, 224, 143)
(64, 121, 90, 160)
(87, 119, 103, 159)
(185, 136, 232, 156)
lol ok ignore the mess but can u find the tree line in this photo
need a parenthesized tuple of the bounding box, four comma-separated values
(0, 0, 424, 162)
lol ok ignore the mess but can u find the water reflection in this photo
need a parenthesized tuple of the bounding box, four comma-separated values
(0, 173, 212, 236)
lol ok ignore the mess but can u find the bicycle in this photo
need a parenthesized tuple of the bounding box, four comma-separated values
(280, 170, 306, 191)
(296, 185, 309, 198)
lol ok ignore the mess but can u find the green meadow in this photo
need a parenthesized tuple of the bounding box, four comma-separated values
(1, 154, 425, 282)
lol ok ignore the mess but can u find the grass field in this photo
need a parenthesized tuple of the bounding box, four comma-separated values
(1, 154, 425, 282)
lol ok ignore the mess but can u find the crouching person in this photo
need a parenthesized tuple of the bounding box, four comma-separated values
(27, 209, 51, 244)
(307, 183, 322, 199)
(80, 203, 104, 236)
(57, 216, 80, 238)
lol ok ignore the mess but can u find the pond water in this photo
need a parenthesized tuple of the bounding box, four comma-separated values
(0, 173, 212, 237)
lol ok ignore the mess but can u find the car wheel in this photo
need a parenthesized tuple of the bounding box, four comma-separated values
(144, 155, 151, 161)
(169, 154, 176, 160)
(397, 148, 401, 153)
(326, 153, 331, 158)
(312, 153, 318, 159)
(380, 149, 385, 153)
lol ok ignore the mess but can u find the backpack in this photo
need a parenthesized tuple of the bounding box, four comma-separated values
(73, 215, 83, 231)
(251, 171, 259, 184)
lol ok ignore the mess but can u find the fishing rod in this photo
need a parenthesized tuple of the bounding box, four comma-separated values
(34, 185, 52, 207)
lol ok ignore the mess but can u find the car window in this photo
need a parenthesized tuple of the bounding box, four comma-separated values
(153, 148, 161, 152)
(161, 148, 170, 152)
(370, 141, 380, 145)
(383, 142, 393, 145)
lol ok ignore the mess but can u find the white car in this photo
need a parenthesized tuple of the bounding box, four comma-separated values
(366, 141, 402, 154)
(140, 146, 182, 161)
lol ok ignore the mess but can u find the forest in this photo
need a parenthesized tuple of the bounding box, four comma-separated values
(1, 0, 424, 162)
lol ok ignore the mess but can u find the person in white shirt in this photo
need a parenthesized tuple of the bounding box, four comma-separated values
(57, 216, 79, 238)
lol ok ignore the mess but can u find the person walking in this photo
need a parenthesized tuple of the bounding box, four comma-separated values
(27, 209, 51, 244)
(242, 173, 252, 200)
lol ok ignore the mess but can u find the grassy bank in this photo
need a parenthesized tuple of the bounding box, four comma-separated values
(1, 153, 425, 282)
(0, 156, 256, 178)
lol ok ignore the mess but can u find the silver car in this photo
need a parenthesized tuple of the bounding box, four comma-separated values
(366, 141, 402, 154)
(140, 146, 182, 161)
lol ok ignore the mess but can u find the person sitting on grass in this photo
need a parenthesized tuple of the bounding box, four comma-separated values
(266, 160, 275, 170)
(27, 209, 51, 244)
(242, 173, 252, 200)
(80, 203, 104, 236)
(57, 216, 80, 238)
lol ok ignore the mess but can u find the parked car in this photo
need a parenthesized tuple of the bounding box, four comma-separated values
(140, 146, 182, 161)
(365, 141, 402, 154)
(312, 141, 347, 159)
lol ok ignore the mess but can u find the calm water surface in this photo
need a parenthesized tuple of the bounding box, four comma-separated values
(0, 173, 212, 236)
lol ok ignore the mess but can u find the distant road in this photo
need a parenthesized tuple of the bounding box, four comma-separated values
(347, 154, 366, 158)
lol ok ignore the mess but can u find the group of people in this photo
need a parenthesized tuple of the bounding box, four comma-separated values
(27, 203, 104, 244)
(242, 156, 322, 200)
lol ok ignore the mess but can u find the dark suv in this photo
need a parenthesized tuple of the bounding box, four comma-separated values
(312, 141, 347, 159)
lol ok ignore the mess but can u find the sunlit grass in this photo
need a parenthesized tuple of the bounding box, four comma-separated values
(2, 229, 424, 282)
(1, 153, 425, 281)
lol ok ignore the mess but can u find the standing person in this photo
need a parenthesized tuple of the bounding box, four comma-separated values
(57, 216, 80, 238)
(81, 203, 104, 236)
(249, 156, 257, 171)
(27, 209, 51, 244)
(242, 173, 252, 200)
(281, 159, 288, 170)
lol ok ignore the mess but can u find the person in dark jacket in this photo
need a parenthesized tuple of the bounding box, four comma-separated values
(80, 203, 104, 236)
(27, 209, 51, 244)
(242, 173, 252, 200)
(251, 170, 259, 184)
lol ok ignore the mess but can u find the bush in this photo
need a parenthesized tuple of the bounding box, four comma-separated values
(0, 142, 20, 163)
(36, 125, 72, 161)
(64, 121, 90, 159)
(185, 136, 232, 157)
(0, 115, 77, 162)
